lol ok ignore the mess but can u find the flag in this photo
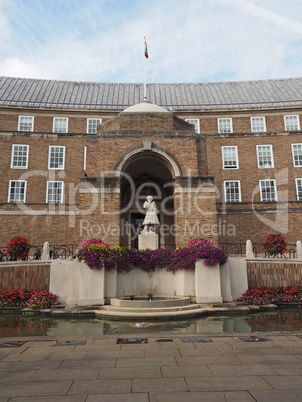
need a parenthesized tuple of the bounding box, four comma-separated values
(144, 39, 148, 59)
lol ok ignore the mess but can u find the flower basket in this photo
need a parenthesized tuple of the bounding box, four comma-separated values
(264, 234, 287, 257)
(6, 236, 31, 260)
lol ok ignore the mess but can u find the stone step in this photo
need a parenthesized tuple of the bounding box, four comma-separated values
(100, 303, 203, 314)
(95, 306, 209, 319)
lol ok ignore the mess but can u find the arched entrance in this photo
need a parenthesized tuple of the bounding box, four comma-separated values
(117, 150, 179, 249)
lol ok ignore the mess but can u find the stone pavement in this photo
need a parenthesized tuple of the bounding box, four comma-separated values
(1, 334, 302, 401)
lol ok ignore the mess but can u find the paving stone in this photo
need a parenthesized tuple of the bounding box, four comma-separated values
(250, 389, 302, 401)
(186, 376, 271, 391)
(150, 391, 226, 401)
(61, 358, 115, 369)
(208, 363, 278, 376)
(162, 365, 213, 377)
(49, 352, 87, 360)
(10, 396, 86, 402)
(98, 366, 161, 379)
(0, 398, 9, 402)
(217, 346, 265, 356)
(68, 378, 131, 394)
(0, 380, 72, 398)
(1, 352, 53, 362)
(132, 377, 188, 392)
(144, 349, 181, 357)
(269, 363, 302, 375)
(178, 348, 222, 357)
(176, 355, 241, 366)
(85, 350, 144, 358)
(262, 375, 302, 389)
(8, 360, 61, 371)
(224, 390, 256, 401)
(87, 394, 149, 402)
(237, 354, 302, 364)
(116, 357, 177, 367)
(258, 346, 302, 355)
(0, 370, 35, 381)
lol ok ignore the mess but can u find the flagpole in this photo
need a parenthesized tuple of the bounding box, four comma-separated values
(144, 37, 147, 100)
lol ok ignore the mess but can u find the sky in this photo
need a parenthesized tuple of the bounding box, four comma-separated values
(0, 0, 302, 84)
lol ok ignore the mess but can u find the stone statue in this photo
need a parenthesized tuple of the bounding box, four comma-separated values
(142, 196, 159, 232)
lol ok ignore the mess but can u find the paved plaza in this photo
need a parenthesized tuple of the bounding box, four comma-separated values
(0, 333, 302, 401)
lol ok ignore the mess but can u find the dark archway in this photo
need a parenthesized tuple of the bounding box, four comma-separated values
(119, 152, 176, 249)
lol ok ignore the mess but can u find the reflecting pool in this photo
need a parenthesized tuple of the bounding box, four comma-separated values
(1, 309, 302, 337)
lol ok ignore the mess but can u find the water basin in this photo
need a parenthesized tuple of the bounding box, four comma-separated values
(1, 309, 302, 337)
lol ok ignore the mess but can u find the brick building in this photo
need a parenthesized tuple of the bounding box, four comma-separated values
(1, 76, 302, 249)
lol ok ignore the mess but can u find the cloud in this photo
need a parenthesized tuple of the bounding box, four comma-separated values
(0, 0, 301, 83)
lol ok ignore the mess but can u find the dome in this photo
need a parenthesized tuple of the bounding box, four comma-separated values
(122, 100, 169, 113)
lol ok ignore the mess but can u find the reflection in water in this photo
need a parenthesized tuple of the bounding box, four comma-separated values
(1, 309, 302, 337)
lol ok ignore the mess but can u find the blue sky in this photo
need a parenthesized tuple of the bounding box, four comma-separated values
(0, 0, 302, 83)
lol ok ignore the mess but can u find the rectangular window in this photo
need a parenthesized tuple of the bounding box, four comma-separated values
(53, 117, 68, 133)
(256, 145, 274, 168)
(8, 180, 27, 203)
(46, 181, 64, 204)
(185, 119, 200, 134)
(18, 116, 34, 132)
(222, 146, 239, 169)
(251, 116, 266, 132)
(218, 118, 233, 133)
(11, 144, 29, 169)
(259, 179, 277, 202)
(224, 180, 241, 202)
(87, 118, 102, 134)
(295, 179, 302, 201)
(48, 146, 65, 170)
(284, 115, 300, 131)
(291, 143, 302, 167)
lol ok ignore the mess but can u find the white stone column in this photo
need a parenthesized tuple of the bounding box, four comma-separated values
(296, 241, 302, 259)
(195, 259, 223, 303)
(246, 240, 254, 258)
(220, 262, 233, 302)
(41, 241, 50, 261)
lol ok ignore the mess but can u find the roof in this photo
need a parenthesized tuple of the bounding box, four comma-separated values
(0, 76, 302, 111)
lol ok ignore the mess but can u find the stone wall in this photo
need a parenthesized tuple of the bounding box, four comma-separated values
(0, 262, 51, 291)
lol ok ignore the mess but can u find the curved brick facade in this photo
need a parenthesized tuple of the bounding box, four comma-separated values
(0, 77, 302, 250)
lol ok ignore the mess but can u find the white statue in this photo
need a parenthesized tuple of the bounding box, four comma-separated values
(142, 196, 159, 232)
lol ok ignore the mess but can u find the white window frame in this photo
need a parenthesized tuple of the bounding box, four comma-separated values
(256, 145, 274, 169)
(295, 178, 302, 201)
(10, 144, 29, 169)
(284, 115, 300, 131)
(8, 180, 27, 203)
(291, 143, 302, 167)
(18, 115, 34, 132)
(250, 116, 266, 132)
(185, 119, 200, 134)
(48, 146, 65, 170)
(53, 117, 68, 133)
(87, 118, 102, 134)
(46, 181, 64, 204)
(222, 146, 239, 169)
(224, 180, 241, 202)
(218, 118, 233, 133)
(259, 179, 277, 202)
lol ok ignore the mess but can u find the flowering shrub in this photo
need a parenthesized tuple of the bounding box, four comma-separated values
(6, 236, 31, 260)
(238, 286, 302, 305)
(76, 238, 228, 272)
(0, 290, 59, 309)
(264, 234, 287, 256)
(27, 291, 59, 309)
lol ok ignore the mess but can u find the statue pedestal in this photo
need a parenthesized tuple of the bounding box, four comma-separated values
(138, 231, 158, 250)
